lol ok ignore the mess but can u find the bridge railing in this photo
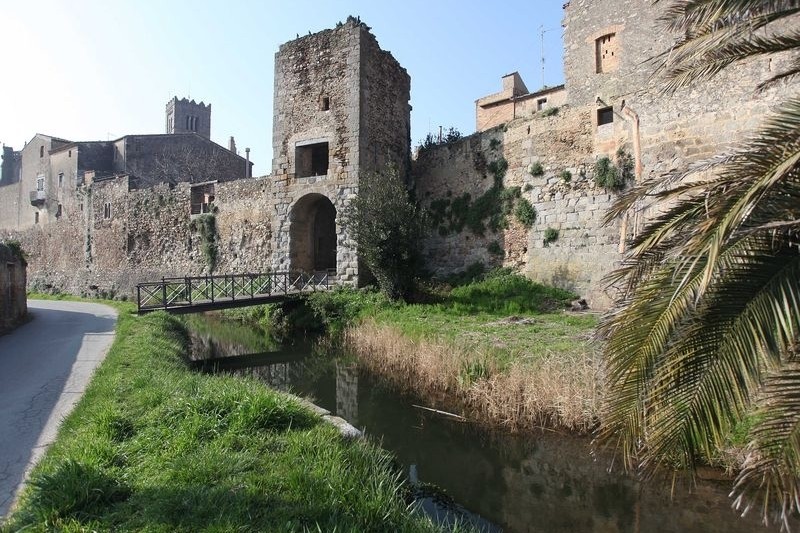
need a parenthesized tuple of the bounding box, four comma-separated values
(136, 270, 331, 313)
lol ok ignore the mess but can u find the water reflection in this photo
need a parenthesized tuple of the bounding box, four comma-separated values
(187, 316, 777, 533)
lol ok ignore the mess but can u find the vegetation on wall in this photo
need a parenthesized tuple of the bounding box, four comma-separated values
(417, 127, 462, 152)
(190, 214, 218, 272)
(593, 148, 634, 191)
(3, 239, 27, 264)
(428, 157, 534, 237)
(528, 162, 544, 176)
(539, 106, 559, 118)
(487, 240, 503, 256)
(543, 227, 559, 246)
(560, 170, 572, 183)
(343, 166, 427, 301)
(514, 198, 537, 228)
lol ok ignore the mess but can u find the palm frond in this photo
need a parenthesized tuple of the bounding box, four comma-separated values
(732, 362, 800, 531)
(650, 0, 800, 92)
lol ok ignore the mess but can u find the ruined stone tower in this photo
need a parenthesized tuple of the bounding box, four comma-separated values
(270, 16, 411, 282)
(165, 97, 211, 139)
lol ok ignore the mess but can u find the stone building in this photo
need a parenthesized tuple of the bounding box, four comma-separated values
(476, 72, 566, 132)
(417, 0, 790, 306)
(165, 97, 211, 139)
(0, 18, 411, 296)
(0, 99, 252, 232)
(0, 242, 27, 333)
(0, 5, 790, 306)
(270, 16, 411, 278)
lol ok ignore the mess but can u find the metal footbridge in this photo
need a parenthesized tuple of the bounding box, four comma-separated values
(135, 271, 332, 315)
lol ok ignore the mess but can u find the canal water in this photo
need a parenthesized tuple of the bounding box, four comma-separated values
(185, 314, 773, 533)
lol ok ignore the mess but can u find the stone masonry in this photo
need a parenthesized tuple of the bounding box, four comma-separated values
(0, 4, 792, 307)
(0, 243, 27, 333)
(0, 17, 411, 297)
(417, 0, 793, 307)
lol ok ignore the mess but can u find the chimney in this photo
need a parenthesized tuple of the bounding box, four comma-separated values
(245, 147, 250, 178)
(228, 136, 237, 154)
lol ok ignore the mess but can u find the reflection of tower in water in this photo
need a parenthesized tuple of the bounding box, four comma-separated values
(336, 363, 358, 426)
(246, 362, 296, 392)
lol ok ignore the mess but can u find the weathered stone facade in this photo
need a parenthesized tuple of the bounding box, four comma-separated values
(419, 0, 792, 307)
(0, 17, 411, 297)
(0, 132, 251, 232)
(0, 243, 27, 333)
(0, 4, 792, 306)
(165, 97, 211, 139)
(270, 17, 411, 282)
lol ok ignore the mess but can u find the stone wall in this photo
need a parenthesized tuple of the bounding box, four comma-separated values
(563, 0, 788, 171)
(417, 1, 793, 308)
(415, 106, 622, 307)
(0, 243, 27, 333)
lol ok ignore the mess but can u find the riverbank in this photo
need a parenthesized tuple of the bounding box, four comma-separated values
(2, 298, 442, 532)
(340, 274, 602, 433)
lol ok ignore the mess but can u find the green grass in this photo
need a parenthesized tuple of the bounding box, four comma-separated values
(5, 299, 442, 532)
(307, 274, 597, 372)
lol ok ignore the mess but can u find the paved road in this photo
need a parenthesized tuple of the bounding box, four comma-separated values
(0, 300, 117, 518)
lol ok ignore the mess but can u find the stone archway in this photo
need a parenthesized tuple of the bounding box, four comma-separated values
(289, 193, 337, 273)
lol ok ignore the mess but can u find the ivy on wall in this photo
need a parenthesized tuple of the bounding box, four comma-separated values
(427, 156, 533, 237)
(190, 214, 218, 272)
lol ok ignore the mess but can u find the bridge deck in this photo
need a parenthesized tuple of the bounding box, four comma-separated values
(136, 271, 332, 315)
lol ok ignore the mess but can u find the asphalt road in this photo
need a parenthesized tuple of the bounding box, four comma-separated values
(0, 300, 117, 518)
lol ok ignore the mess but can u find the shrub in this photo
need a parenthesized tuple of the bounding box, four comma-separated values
(514, 198, 537, 228)
(449, 273, 575, 314)
(190, 214, 218, 272)
(540, 106, 559, 117)
(560, 170, 572, 183)
(487, 240, 504, 256)
(594, 149, 634, 191)
(529, 162, 544, 176)
(489, 138, 501, 150)
(343, 166, 428, 300)
(3, 239, 27, 263)
(544, 227, 560, 245)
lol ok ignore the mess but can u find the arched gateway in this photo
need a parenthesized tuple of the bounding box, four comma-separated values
(288, 193, 337, 273)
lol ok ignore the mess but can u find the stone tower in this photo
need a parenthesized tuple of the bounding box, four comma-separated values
(270, 16, 411, 283)
(165, 97, 211, 139)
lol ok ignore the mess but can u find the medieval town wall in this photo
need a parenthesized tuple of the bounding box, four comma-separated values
(0, 243, 27, 333)
(415, 106, 621, 306)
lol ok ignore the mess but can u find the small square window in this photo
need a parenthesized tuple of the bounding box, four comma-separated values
(321, 96, 330, 111)
(103, 202, 112, 219)
(34, 211, 39, 224)
(58, 173, 64, 187)
(536, 98, 548, 111)
(68, 150, 72, 158)
(295, 142, 329, 178)
(597, 106, 614, 126)
(36, 175, 45, 191)
(56, 204, 62, 218)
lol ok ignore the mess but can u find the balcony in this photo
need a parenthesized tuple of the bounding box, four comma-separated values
(29, 190, 46, 206)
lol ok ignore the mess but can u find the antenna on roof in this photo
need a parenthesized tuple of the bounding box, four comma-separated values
(539, 25, 556, 90)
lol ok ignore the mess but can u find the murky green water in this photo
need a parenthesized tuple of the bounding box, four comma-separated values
(185, 314, 775, 533)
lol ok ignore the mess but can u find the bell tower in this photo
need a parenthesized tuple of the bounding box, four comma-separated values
(165, 97, 211, 139)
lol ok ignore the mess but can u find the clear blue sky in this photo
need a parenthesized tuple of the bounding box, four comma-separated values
(1, 1, 566, 176)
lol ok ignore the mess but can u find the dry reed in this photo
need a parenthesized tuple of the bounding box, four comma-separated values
(344, 319, 603, 434)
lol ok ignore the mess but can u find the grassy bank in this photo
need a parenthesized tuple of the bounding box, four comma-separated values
(305, 274, 602, 433)
(4, 300, 441, 532)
